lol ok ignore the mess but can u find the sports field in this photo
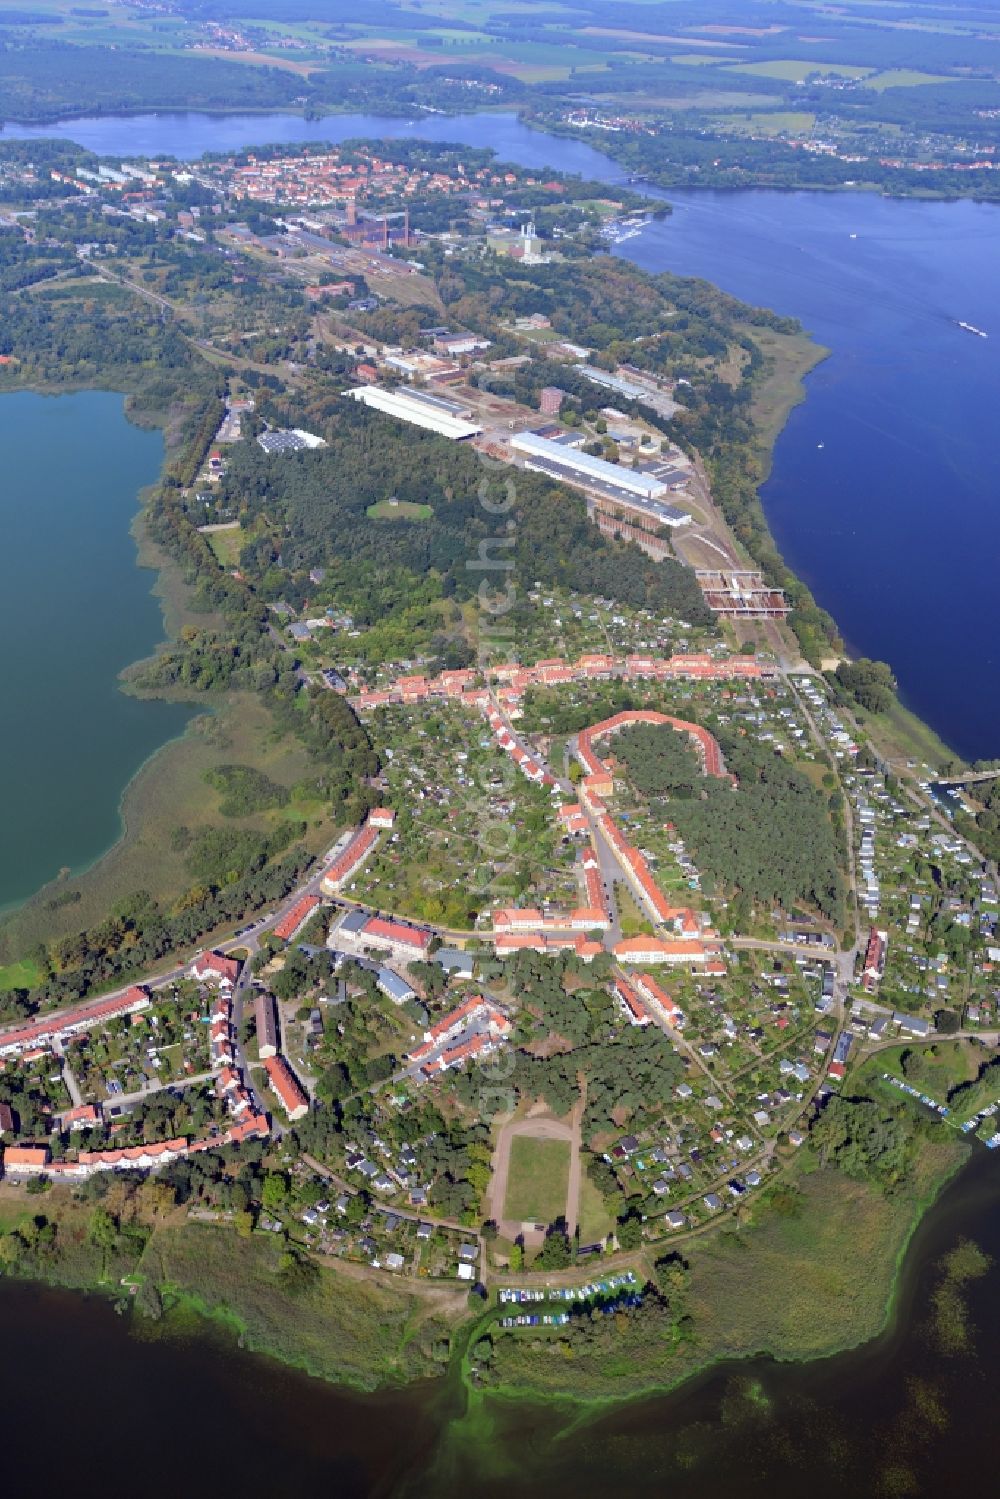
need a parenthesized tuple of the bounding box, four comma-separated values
(503, 1135, 571, 1225)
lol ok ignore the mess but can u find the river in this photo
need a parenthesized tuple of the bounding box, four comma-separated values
(0, 390, 192, 911)
(9, 107, 997, 758)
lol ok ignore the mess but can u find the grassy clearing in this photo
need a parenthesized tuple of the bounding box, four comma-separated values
(616, 882, 655, 938)
(862, 1041, 980, 1103)
(0, 957, 43, 992)
(366, 499, 433, 522)
(503, 1135, 571, 1224)
(0, 693, 335, 961)
(205, 526, 244, 567)
(743, 324, 828, 457)
(855, 692, 957, 772)
(578, 1174, 615, 1244)
(140, 1223, 454, 1389)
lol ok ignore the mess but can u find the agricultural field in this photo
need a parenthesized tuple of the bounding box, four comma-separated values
(726, 59, 874, 82)
(714, 111, 817, 136)
(866, 69, 959, 90)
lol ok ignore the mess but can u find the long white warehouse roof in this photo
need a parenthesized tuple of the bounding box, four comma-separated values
(510, 430, 667, 500)
(347, 385, 482, 440)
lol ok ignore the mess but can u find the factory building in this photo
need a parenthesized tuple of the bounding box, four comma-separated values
(347, 385, 482, 440)
(509, 430, 668, 501)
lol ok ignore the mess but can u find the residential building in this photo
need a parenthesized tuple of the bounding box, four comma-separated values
(256, 991, 279, 1060)
(264, 1055, 309, 1122)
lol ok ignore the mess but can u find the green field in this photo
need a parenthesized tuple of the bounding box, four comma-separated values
(366, 499, 433, 522)
(863, 1041, 980, 1104)
(205, 525, 244, 567)
(0, 957, 43, 992)
(716, 110, 817, 136)
(578, 1173, 615, 1244)
(503, 1135, 571, 1225)
(727, 59, 874, 82)
(866, 69, 959, 90)
(671, 53, 736, 66)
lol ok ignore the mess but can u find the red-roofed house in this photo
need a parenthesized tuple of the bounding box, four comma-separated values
(632, 974, 686, 1028)
(61, 1103, 103, 1132)
(613, 937, 710, 966)
(2, 1144, 51, 1176)
(613, 977, 650, 1027)
(191, 951, 241, 986)
(321, 822, 379, 891)
(273, 894, 320, 943)
(361, 916, 432, 959)
(264, 1055, 309, 1121)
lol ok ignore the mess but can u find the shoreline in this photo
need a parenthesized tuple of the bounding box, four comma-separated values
(0, 1139, 971, 1420)
(4, 104, 997, 209)
(0, 387, 198, 948)
(449, 1141, 970, 1422)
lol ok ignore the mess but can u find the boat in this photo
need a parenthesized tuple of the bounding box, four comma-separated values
(956, 320, 988, 338)
(849, 233, 857, 240)
(817, 442, 825, 450)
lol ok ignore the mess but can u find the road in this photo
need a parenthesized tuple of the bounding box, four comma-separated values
(0, 840, 344, 1058)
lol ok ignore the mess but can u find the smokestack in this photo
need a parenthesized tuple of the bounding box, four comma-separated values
(346, 198, 356, 226)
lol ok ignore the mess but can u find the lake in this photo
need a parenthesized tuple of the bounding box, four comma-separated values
(0, 391, 192, 911)
(4, 109, 997, 758)
(2, 1146, 999, 1496)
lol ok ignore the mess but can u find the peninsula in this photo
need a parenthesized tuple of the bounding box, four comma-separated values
(0, 120, 995, 1421)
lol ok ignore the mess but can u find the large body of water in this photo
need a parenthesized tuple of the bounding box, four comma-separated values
(0, 391, 191, 910)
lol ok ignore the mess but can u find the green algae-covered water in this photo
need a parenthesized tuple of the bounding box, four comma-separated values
(0, 389, 193, 910)
(3, 1149, 999, 1495)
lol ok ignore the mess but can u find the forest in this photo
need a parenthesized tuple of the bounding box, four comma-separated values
(0, 40, 303, 122)
(811, 1093, 922, 1193)
(664, 732, 845, 924)
(214, 400, 713, 631)
(615, 722, 704, 800)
